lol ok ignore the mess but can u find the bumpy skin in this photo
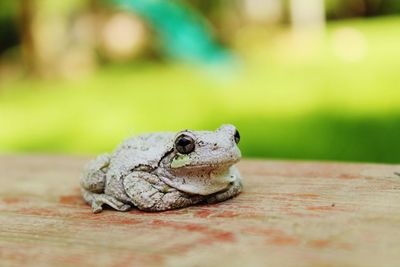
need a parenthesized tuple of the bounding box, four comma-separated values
(81, 124, 243, 213)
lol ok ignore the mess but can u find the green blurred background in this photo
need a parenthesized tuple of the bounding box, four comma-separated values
(1, 0, 399, 163)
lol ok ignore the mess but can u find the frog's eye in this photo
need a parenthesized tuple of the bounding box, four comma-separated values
(234, 129, 240, 144)
(175, 134, 195, 154)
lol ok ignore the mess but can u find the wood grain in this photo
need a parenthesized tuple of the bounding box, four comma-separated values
(0, 155, 399, 267)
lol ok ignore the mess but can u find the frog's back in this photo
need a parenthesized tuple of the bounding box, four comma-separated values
(107, 132, 175, 178)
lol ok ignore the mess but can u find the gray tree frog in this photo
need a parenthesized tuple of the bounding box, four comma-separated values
(81, 124, 243, 213)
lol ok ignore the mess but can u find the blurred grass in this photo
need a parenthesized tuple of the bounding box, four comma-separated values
(1, 16, 400, 163)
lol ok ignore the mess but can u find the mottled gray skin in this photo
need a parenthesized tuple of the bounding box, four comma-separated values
(81, 124, 242, 213)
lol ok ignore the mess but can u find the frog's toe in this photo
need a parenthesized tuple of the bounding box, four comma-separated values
(119, 204, 131, 211)
(206, 180, 242, 204)
(92, 203, 103, 214)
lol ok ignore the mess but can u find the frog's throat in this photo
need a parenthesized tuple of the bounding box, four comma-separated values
(159, 166, 240, 196)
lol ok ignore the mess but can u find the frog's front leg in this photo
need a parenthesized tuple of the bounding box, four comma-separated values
(206, 179, 242, 204)
(123, 172, 205, 211)
(206, 168, 243, 204)
(80, 154, 131, 213)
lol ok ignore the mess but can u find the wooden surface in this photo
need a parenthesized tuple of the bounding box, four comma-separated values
(0, 155, 400, 267)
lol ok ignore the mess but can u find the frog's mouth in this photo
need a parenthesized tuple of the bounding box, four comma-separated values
(175, 159, 239, 170)
(169, 153, 240, 170)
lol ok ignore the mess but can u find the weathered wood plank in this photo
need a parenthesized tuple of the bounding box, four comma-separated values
(0, 155, 399, 267)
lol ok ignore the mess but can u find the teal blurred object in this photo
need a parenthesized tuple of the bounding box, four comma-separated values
(116, 0, 233, 65)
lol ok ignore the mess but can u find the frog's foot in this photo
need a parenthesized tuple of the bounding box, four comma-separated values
(206, 179, 242, 204)
(123, 172, 205, 211)
(81, 189, 131, 213)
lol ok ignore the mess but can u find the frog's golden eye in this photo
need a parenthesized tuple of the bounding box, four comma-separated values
(175, 134, 195, 154)
(234, 129, 240, 144)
